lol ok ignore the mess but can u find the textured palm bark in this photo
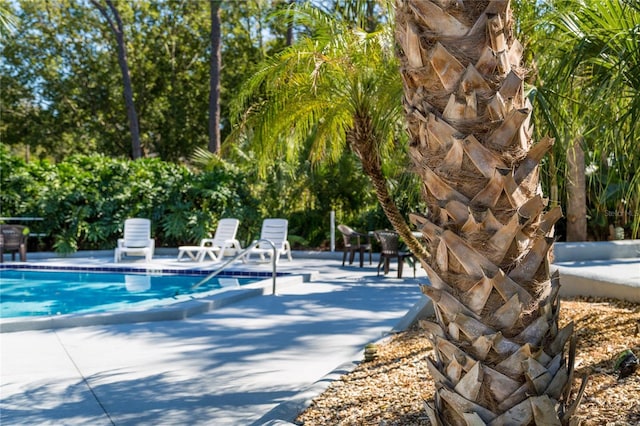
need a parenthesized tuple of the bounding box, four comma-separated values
(395, 1, 585, 424)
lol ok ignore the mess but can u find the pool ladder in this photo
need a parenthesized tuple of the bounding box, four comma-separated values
(191, 239, 278, 294)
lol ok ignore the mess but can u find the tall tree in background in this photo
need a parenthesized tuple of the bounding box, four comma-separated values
(90, 0, 141, 159)
(396, 0, 584, 424)
(1, 0, 122, 159)
(1, 0, 275, 160)
(208, 0, 222, 154)
(285, 0, 295, 46)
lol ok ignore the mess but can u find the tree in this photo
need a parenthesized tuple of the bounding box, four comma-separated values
(285, 0, 295, 46)
(566, 137, 586, 241)
(313, 0, 385, 33)
(530, 0, 640, 239)
(1, 1, 274, 161)
(208, 0, 222, 154)
(228, 2, 428, 259)
(395, 1, 584, 424)
(1, 0, 124, 160)
(90, 0, 142, 159)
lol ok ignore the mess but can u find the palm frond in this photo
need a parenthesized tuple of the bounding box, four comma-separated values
(533, 0, 640, 237)
(226, 0, 404, 178)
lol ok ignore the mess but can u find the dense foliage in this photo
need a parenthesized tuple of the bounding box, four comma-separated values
(517, 0, 640, 239)
(0, 0, 287, 161)
(1, 146, 394, 253)
(0, 147, 260, 253)
(0, 0, 637, 244)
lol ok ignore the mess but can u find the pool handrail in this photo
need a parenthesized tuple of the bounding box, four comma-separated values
(191, 238, 278, 294)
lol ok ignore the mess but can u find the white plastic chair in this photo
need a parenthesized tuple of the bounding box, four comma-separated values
(242, 218, 292, 264)
(177, 218, 241, 262)
(114, 218, 155, 263)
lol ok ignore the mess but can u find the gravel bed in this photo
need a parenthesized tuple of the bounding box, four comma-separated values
(296, 297, 640, 425)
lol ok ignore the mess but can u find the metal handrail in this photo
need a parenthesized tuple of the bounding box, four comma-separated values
(191, 238, 278, 294)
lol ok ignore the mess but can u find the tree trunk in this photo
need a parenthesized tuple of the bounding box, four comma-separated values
(91, 0, 142, 160)
(286, 0, 295, 46)
(566, 137, 587, 241)
(348, 112, 429, 262)
(395, 1, 585, 424)
(208, 0, 222, 154)
(365, 0, 376, 33)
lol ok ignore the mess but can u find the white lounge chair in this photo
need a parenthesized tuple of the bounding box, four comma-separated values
(242, 218, 292, 264)
(177, 218, 241, 262)
(114, 218, 155, 263)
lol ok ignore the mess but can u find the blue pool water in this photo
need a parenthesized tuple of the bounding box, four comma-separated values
(0, 269, 258, 318)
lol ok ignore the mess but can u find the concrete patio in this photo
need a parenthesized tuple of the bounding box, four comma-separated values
(1, 252, 431, 426)
(553, 240, 640, 303)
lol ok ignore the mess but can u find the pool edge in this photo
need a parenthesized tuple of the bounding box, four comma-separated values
(1, 273, 308, 333)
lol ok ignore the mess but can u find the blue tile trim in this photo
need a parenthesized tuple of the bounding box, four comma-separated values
(0, 263, 288, 278)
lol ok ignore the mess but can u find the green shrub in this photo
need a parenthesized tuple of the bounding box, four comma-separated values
(0, 148, 258, 253)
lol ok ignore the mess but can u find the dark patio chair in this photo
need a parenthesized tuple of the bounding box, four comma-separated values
(374, 230, 415, 278)
(0, 225, 28, 263)
(337, 224, 372, 268)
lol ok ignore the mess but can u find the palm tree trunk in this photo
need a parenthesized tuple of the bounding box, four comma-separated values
(348, 112, 429, 261)
(395, 1, 585, 424)
(566, 137, 586, 241)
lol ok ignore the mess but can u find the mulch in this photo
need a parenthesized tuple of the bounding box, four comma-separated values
(295, 297, 640, 426)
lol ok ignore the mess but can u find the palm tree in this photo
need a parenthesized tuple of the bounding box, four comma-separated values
(395, 1, 585, 424)
(228, 2, 428, 259)
(0, 2, 18, 38)
(531, 0, 640, 240)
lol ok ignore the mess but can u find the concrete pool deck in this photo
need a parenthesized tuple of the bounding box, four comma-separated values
(1, 245, 638, 425)
(553, 240, 640, 303)
(1, 251, 432, 425)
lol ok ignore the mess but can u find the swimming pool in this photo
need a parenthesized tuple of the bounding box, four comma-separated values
(0, 266, 290, 333)
(0, 269, 260, 318)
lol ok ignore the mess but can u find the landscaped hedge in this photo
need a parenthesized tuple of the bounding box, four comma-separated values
(0, 148, 259, 253)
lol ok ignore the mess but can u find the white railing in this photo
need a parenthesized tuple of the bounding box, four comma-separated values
(191, 238, 278, 294)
